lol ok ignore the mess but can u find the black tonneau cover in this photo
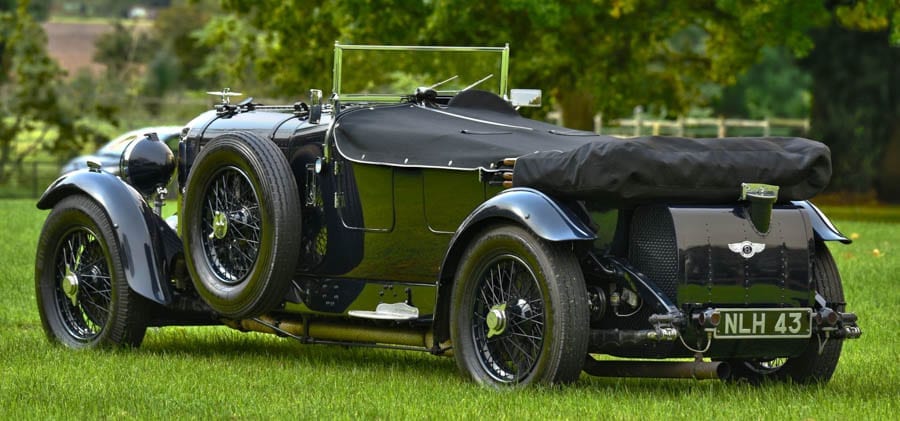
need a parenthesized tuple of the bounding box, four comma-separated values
(333, 90, 831, 203)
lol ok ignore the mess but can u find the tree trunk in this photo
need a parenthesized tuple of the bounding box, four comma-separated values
(0, 141, 9, 185)
(876, 121, 900, 203)
(0, 117, 25, 185)
(556, 90, 596, 131)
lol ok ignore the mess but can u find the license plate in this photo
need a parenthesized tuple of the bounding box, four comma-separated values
(714, 308, 812, 339)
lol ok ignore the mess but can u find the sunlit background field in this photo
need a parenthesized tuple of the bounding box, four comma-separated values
(0, 199, 896, 419)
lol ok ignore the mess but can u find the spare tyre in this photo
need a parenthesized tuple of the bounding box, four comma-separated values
(183, 131, 301, 318)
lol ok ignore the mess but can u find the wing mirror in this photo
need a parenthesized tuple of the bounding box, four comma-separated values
(510, 89, 542, 108)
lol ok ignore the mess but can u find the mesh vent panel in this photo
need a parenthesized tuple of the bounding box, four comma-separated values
(629, 206, 678, 300)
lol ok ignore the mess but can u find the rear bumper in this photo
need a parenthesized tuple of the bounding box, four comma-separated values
(586, 304, 861, 359)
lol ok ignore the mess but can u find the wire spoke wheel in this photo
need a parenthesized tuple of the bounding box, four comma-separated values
(182, 131, 301, 318)
(36, 195, 147, 348)
(53, 227, 112, 342)
(200, 166, 262, 284)
(743, 357, 789, 375)
(472, 255, 545, 383)
(450, 225, 588, 387)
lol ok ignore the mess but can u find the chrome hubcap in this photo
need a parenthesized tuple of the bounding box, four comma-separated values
(472, 255, 546, 383)
(211, 211, 228, 239)
(62, 266, 79, 306)
(486, 303, 508, 338)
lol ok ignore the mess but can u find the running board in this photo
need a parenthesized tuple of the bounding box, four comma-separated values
(348, 302, 419, 320)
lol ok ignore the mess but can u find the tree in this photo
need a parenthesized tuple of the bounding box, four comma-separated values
(204, 0, 898, 198)
(802, 22, 899, 198)
(93, 21, 159, 79)
(208, 0, 841, 129)
(714, 47, 812, 119)
(150, 1, 216, 90)
(0, 0, 50, 20)
(0, 0, 121, 184)
(0, 0, 65, 183)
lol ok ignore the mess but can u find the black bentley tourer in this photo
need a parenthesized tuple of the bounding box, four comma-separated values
(35, 44, 860, 387)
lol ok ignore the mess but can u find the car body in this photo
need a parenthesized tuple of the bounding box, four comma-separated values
(59, 126, 183, 176)
(34, 44, 860, 387)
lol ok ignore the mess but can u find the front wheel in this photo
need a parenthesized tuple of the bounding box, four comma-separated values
(727, 242, 845, 384)
(35, 195, 147, 348)
(450, 225, 589, 387)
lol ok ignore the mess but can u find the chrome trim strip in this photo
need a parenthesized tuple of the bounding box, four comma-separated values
(422, 107, 534, 131)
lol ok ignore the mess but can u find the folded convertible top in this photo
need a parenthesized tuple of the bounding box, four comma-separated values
(513, 135, 831, 203)
(333, 90, 831, 204)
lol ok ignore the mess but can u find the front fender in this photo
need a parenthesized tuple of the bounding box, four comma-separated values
(37, 170, 173, 305)
(431, 187, 595, 344)
(791, 200, 851, 244)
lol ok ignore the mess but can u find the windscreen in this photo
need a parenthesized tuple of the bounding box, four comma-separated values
(334, 45, 507, 102)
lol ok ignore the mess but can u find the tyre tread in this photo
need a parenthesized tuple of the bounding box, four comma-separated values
(450, 224, 588, 386)
(183, 131, 301, 318)
(36, 195, 147, 348)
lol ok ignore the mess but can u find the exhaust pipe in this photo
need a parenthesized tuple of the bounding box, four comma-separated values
(583, 359, 731, 380)
(224, 315, 441, 351)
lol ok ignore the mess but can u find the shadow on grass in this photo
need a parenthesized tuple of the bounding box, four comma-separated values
(15, 321, 870, 398)
(132, 326, 808, 396)
(137, 325, 459, 378)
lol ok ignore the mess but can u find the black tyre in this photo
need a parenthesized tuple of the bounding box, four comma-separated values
(728, 242, 845, 384)
(183, 131, 301, 318)
(35, 195, 147, 348)
(450, 225, 589, 386)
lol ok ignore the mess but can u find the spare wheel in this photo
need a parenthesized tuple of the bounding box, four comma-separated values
(183, 131, 301, 318)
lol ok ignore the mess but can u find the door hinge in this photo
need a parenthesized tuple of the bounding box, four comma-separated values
(334, 192, 345, 208)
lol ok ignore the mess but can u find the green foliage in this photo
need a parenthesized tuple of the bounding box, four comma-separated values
(0, 1, 135, 186)
(197, 1, 346, 97)
(800, 1, 900, 199)
(93, 21, 159, 77)
(200, 0, 898, 198)
(0, 0, 50, 20)
(151, 2, 216, 89)
(835, 0, 900, 44)
(0, 0, 66, 182)
(714, 47, 812, 119)
(802, 24, 900, 195)
(57, 69, 124, 152)
(143, 47, 180, 104)
(205, 1, 848, 129)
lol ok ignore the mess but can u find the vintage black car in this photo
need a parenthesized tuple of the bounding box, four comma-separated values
(35, 44, 860, 387)
(59, 126, 183, 176)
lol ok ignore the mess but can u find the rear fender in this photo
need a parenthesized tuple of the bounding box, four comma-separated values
(37, 170, 173, 305)
(431, 187, 595, 343)
(791, 200, 851, 244)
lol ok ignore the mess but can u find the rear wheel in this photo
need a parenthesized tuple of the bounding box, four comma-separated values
(183, 131, 301, 318)
(450, 225, 589, 387)
(728, 243, 845, 384)
(35, 195, 147, 348)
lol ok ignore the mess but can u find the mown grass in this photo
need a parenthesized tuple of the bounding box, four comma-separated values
(0, 199, 896, 419)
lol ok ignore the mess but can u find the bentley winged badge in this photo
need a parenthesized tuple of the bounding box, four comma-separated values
(728, 241, 766, 258)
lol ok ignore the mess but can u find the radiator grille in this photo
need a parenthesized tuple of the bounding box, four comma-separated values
(629, 205, 678, 300)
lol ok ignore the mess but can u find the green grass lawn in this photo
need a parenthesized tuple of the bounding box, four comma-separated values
(0, 199, 896, 419)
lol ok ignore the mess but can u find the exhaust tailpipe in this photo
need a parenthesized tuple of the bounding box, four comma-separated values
(583, 359, 731, 380)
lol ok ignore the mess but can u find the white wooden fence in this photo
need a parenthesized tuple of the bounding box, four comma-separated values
(548, 111, 810, 137)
